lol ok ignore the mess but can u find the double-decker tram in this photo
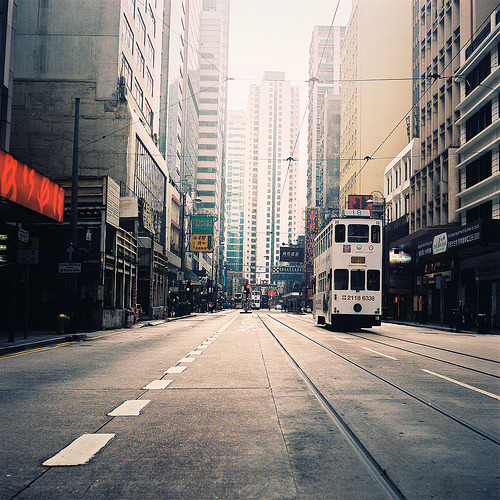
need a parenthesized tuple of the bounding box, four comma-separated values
(313, 209, 382, 330)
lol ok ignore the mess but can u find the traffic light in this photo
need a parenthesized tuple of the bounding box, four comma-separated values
(186, 281, 193, 292)
(0, 232, 13, 265)
(245, 284, 251, 298)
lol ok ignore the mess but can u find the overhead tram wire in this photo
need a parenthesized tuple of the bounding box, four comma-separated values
(348, 10, 499, 190)
(280, 0, 343, 203)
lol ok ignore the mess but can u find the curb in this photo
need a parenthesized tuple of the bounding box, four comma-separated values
(0, 334, 87, 356)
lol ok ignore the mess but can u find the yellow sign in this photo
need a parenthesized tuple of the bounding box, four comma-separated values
(191, 234, 213, 252)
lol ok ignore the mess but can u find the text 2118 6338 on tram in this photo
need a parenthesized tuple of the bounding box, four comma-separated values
(313, 209, 382, 330)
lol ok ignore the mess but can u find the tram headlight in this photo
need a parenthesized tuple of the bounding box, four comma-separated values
(353, 303, 362, 313)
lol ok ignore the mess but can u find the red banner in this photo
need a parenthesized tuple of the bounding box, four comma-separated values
(0, 149, 64, 222)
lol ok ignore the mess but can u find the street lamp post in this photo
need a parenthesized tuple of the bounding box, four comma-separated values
(179, 186, 201, 315)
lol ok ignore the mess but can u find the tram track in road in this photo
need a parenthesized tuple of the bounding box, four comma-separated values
(284, 313, 500, 379)
(260, 314, 500, 447)
(257, 314, 407, 500)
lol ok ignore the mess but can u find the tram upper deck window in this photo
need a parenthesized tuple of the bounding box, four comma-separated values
(334, 269, 348, 290)
(335, 224, 345, 242)
(348, 224, 369, 243)
(371, 225, 381, 243)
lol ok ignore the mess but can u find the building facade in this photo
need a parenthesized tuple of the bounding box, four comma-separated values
(9, 0, 167, 329)
(307, 25, 345, 223)
(224, 109, 246, 296)
(340, 0, 413, 208)
(243, 72, 300, 285)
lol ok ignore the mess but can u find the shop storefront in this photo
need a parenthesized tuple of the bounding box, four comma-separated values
(416, 220, 500, 329)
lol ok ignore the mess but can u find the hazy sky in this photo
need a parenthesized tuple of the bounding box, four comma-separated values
(227, 0, 352, 110)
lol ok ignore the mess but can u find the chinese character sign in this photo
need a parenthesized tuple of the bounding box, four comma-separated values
(305, 207, 320, 272)
(0, 149, 64, 222)
(190, 215, 214, 252)
(190, 234, 213, 252)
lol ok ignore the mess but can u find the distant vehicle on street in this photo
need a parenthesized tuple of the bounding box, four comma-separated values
(313, 209, 382, 330)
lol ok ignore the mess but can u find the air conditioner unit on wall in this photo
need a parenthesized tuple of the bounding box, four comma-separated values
(118, 76, 127, 101)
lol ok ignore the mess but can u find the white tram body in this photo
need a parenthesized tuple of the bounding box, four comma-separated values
(313, 210, 382, 329)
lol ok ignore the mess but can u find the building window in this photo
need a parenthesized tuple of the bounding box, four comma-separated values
(466, 101, 492, 141)
(466, 52, 491, 96)
(122, 15, 134, 52)
(466, 200, 492, 224)
(146, 36, 155, 66)
(121, 55, 133, 89)
(133, 79, 143, 110)
(135, 44, 145, 76)
(146, 69, 153, 96)
(144, 99, 153, 127)
(137, 11, 146, 44)
(466, 150, 492, 188)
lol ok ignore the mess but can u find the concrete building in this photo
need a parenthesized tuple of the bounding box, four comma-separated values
(454, 5, 500, 327)
(196, 0, 229, 298)
(307, 25, 345, 223)
(224, 109, 246, 296)
(340, 0, 413, 208)
(9, 0, 167, 328)
(0, 0, 15, 151)
(243, 72, 300, 285)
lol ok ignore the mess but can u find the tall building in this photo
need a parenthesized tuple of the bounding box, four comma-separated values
(9, 0, 167, 327)
(224, 110, 246, 295)
(307, 25, 345, 222)
(196, 0, 229, 287)
(0, 0, 15, 151)
(243, 72, 300, 285)
(340, 0, 412, 207)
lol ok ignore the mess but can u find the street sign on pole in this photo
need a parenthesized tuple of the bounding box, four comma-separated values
(61, 243, 80, 263)
(59, 263, 81, 273)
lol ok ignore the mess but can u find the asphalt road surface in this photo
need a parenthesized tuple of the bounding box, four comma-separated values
(1, 311, 498, 499)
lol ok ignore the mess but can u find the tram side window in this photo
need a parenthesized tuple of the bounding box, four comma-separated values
(334, 269, 348, 290)
(335, 224, 345, 242)
(348, 224, 369, 243)
(351, 270, 365, 291)
(371, 225, 381, 243)
(367, 270, 380, 290)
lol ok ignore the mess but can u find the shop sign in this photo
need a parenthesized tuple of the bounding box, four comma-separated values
(433, 233, 448, 254)
(279, 246, 304, 262)
(0, 149, 64, 222)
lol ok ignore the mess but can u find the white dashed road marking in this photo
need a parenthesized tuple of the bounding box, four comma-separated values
(361, 347, 398, 360)
(179, 357, 195, 363)
(165, 366, 187, 374)
(189, 351, 203, 355)
(143, 380, 173, 389)
(421, 369, 500, 400)
(107, 400, 150, 416)
(43, 434, 115, 466)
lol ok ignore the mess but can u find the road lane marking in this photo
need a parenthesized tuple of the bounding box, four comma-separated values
(196, 345, 209, 349)
(188, 351, 203, 355)
(179, 357, 195, 363)
(165, 366, 186, 374)
(421, 369, 500, 400)
(143, 380, 173, 389)
(361, 347, 398, 360)
(332, 336, 351, 343)
(43, 434, 115, 466)
(202, 341, 213, 345)
(108, 400, 150, 416)
(0, 344, 65, 359)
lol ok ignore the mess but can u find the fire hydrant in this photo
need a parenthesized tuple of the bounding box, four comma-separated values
(56, 314, 70, 335)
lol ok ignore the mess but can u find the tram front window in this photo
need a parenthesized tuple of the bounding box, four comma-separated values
(371, 225, 381, 243)
(367, 270, 380, 290)
(351, 270, 365, 291)
(334, 269, 348, 290)
(348, 224, 369, 243)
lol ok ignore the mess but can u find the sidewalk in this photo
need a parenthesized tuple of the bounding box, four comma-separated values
(384, 318, 500, 335)
(0, 316, 191, 356)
